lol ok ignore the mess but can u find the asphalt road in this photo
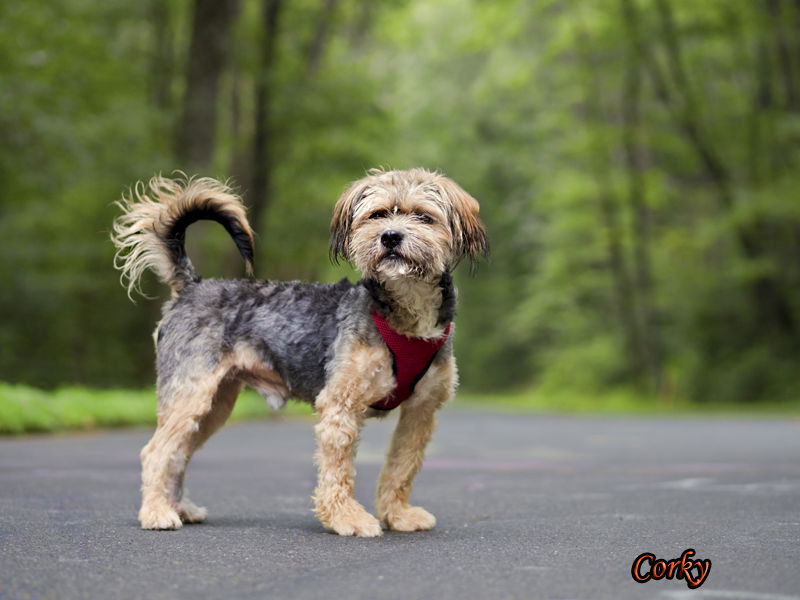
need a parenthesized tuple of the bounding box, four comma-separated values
(1, 408, 799, 600)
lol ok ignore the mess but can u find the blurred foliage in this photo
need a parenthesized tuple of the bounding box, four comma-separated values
(1, 0, 799, 404)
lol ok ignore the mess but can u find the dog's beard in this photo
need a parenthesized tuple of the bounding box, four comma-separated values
(377, 249, 420, 278)
(366, 241, 450, 282)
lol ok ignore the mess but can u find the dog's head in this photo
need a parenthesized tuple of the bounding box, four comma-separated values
(330, 168, 488, 281)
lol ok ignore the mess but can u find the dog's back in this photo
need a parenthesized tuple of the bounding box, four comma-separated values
(155, 277, 363, 406)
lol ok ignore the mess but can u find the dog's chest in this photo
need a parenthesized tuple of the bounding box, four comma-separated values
(369, 309, 451, 411)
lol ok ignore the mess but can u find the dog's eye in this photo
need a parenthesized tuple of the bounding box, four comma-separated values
(369, 210, 389, 220)
(414, 212, 434, 224)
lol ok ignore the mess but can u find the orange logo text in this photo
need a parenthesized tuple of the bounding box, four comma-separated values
(631, 549, 711, 589)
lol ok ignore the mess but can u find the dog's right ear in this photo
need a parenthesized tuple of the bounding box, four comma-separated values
(330, 180, 369, 263)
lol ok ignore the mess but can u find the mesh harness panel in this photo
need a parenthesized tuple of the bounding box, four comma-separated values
(369, 308, 452, 411)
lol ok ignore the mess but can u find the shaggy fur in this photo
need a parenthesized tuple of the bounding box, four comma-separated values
(112, 168, 487, 536)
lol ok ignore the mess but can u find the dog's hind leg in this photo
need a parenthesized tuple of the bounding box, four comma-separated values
(138, 366, 234, 530)
(174, 376, 242, 524)
(375, 359, 455, 532)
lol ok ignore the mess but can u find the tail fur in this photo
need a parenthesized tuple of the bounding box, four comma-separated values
(112, 174, 255, 299)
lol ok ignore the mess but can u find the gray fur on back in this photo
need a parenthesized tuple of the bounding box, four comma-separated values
(155, 278, 372, 403)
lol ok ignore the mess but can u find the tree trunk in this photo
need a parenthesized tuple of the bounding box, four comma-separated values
(150, 0, 174, 114)
(767, 0, 800, 111)
(576, 27, 646, 383)
(247, 0, 283, 234)
(305, 0, 339, 77)
(620, 8, 663, 393)
(175, 0, 240, 171)
(348, 1, 375, 47)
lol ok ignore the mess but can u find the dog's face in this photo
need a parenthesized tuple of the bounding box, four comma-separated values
(331, 169, 488, 281)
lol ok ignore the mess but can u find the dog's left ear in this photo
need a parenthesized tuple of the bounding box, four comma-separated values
(436, 176, 489, 268)
(330, 180, 369, 263)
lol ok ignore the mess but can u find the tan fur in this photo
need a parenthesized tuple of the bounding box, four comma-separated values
(331, 168, 488, 273)
(112, 174, 254, 299)
(381, 277, 449, 338)
(433, 174, 489, 262)
(230, 344, 290, 410)
(376, 359, 457, 531)
(139, 363, 235, 530)
(138, 344, 283, 530)
(330, 168, 482, 339)
(312, 341, 394, 537)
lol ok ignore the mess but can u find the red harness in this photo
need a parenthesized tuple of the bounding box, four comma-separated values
(369, 308, 452, 411)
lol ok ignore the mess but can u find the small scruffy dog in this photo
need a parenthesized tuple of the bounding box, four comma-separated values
(112, 168, 487, 536)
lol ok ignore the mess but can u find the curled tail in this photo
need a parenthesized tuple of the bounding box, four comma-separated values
(112, 174, 255, 299)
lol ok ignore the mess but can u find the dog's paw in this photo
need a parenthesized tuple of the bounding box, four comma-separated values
(322, 502, 383, 537)
(139, 502, 183, 530)
(381, 505, 436, 532)
(177, 499, 208, 524)
(329, 512, 383, 537)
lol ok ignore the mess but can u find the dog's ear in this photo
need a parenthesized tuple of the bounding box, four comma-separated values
(330, 180, 369, 263)
(435, 176, 489, 269)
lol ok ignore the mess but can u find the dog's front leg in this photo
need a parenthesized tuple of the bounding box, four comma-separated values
(376, 359, 455, 532)
(312, 345, 393, 537)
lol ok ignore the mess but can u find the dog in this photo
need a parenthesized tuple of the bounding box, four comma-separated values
(111, 168, 488, 536)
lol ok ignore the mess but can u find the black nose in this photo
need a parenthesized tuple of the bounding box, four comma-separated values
(381, 230, 403, 250)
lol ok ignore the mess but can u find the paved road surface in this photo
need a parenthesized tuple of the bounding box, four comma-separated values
(1, 408, 799, 600)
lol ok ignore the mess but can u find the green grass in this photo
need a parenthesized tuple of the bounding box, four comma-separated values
(2, 383, 798, 436)
(458, 389, 800, 418)
(0, 383, 312, 435)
